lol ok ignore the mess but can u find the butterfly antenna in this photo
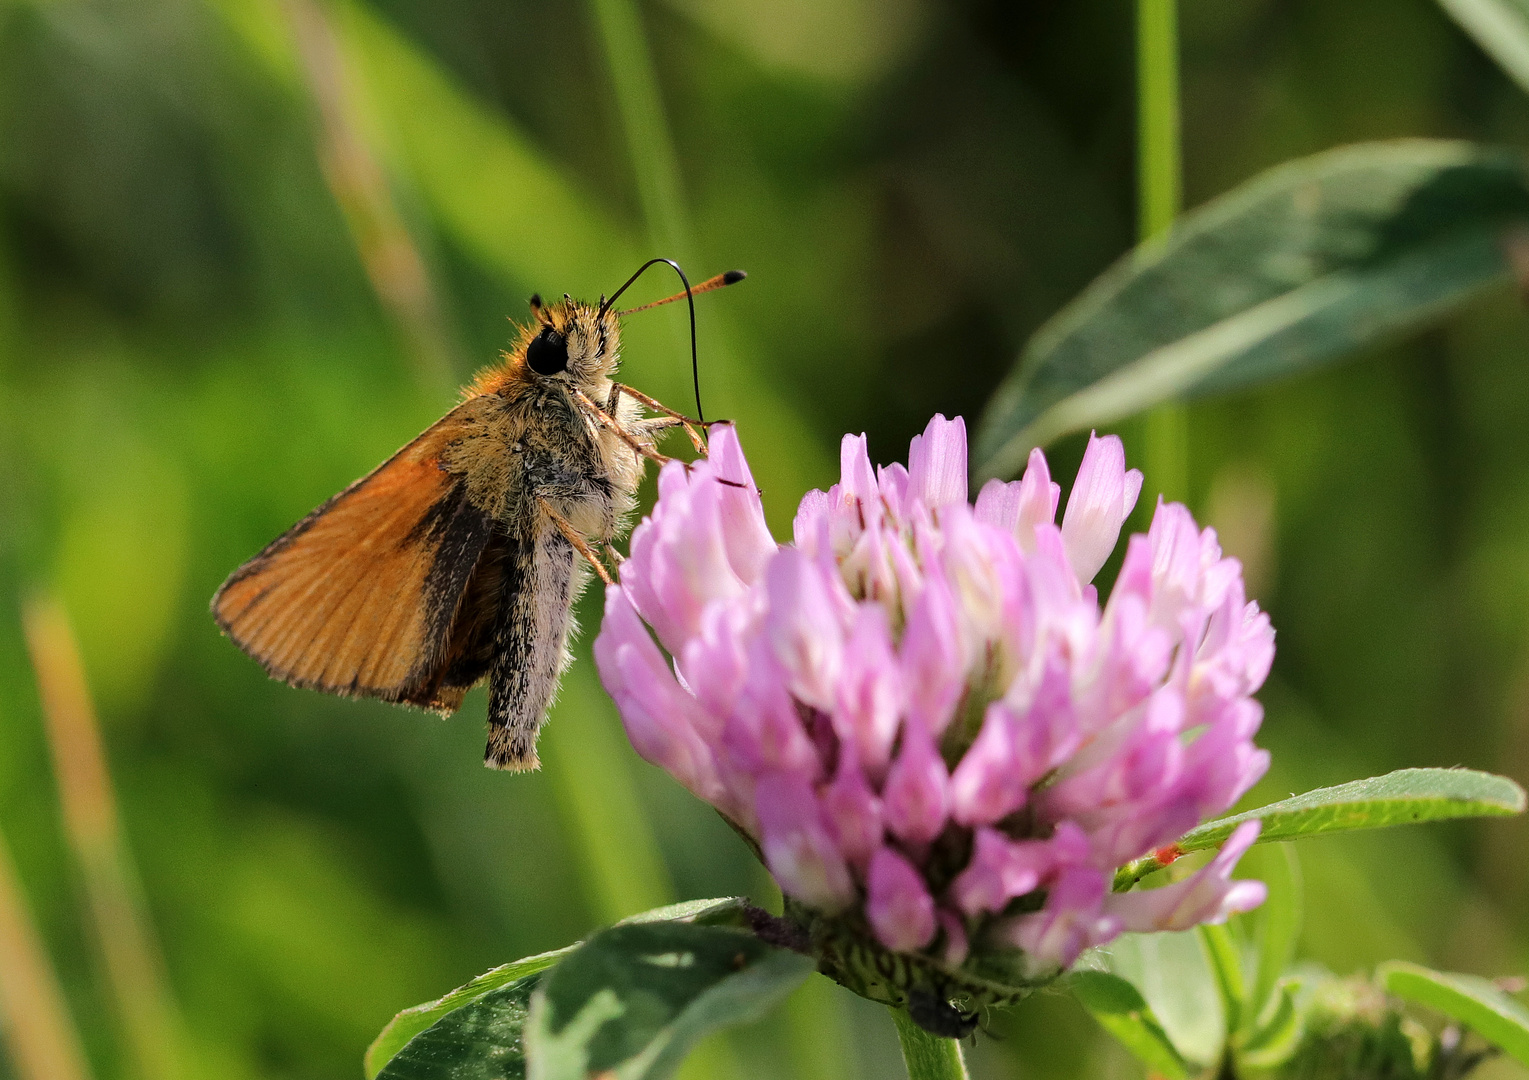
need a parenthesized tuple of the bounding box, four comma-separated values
(602, 259, 747, 424)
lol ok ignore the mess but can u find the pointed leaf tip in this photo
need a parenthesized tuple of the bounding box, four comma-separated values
(973, 140, 1529, 477)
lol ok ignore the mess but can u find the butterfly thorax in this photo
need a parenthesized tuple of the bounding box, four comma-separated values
(443, 300, 646, 542)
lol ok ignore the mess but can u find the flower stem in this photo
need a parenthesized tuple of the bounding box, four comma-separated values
(1137, 0, 1189, 505)
(1136, 0, 1181, 244)
(891, 1008, 969, 1080)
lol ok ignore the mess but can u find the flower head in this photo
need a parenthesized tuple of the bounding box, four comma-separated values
(596, 417, 1273, 1008)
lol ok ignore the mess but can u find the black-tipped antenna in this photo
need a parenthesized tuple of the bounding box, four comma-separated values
(601, 258, 706, 422)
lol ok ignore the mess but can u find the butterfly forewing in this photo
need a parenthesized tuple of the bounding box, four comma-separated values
(212, 403, 497, 708)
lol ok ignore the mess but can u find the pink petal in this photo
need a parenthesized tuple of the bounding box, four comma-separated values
(948, 703, 1031, 827)
(756, 772, 855, 911)
(677, 599, 754, 725)
(594, 589, 729, 811)
(1041, 689, 1185, 828)
(722, 646, 821, 779)
(831, 604, 904, 777)
(881, 719, 950, 846)
(623, 462, 748, 654)
(822, 753, 883, 867)
(938, 909, 970, 966)
(765, 548, 849, 711)
(877, 462, 910, 518)
(975, 448, 1062, 556)
(1060, 432, 1141, 584)
(974, 477, 1023, 532)
(867, 847, 937, 952)
(898, 570, 966, 735)
(949, 828, 1054, 915)
(907, 414, 969, 510)
(792, 489, 832, 554)
(999, 865, 1120, 968)
(840, 433, 882, 524)
(705, 424, 777, 586)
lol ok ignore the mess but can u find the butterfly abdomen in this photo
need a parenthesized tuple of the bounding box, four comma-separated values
(483, 518, 579, 770)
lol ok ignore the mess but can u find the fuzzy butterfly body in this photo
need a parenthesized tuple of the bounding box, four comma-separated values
(213, 292, 680, 770)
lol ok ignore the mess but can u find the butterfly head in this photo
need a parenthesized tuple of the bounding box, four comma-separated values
(516, 293, 622, 384)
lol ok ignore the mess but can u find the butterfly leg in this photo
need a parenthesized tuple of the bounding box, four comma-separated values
(609, 382, 721, 428)
(537, 498, 615, 586)
(571, 388, 676, 468)
(609, 382, 716, 454)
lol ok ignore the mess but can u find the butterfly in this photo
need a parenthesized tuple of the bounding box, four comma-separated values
(212, 261, 743, 770)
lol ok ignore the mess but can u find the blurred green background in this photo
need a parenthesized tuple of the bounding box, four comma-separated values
(1, 0, 1528, 1077)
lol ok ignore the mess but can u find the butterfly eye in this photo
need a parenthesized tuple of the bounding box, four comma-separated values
(526, 329, 568, 375)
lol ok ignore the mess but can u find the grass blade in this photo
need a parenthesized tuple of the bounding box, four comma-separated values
(0, 825, 94, 1080)
(1246, 843, 1302, 1020)
(22, 595, 188, 1080)
(281, 0, 457, 392)
(1198, 923, 1246, 1037)
(588, 0, 690, 259)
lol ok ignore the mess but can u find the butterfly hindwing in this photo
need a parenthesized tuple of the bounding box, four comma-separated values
(211, 401, 503, 709)
(409, 531, 519, 712)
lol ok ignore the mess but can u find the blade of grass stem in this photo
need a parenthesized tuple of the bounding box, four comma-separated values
(1138, 0, 1188, 502)
(587, 0, 691, 260)
(1137, 0, 1181, 243)
(586, 0, 707, 426)
(22, 595, 187, 1080)
(781, 974, 857, 1080)
(542, 664, 672, 922)
(0, 826, 94, 1080)
(281, 0, 457, 393)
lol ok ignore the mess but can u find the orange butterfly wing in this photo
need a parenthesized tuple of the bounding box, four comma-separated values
(212, 402, 500, 711)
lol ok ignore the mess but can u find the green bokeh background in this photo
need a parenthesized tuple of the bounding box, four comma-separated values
(1, 0, 1527, 1077)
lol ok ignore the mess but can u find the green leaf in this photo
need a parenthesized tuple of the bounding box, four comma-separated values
(616, 897, 752, 928)
(1105, 931, 1227, 1066)
(1379, 961, 1529, 1067)
(1246, 843, 1303, 1021)
(1065, 970, 1191, 1079)
(367, 949, 573, 1079)
(365, 899, 752, 1078)
(1180, 768, 1526, 852)
(1199, 924, 1248, 1037)
(1114, 769, 1523, 891)
(1236, 981, 1306, 1070)
(1437, 0, 1529, 98)
(375, 971, 547, 1080)
(972, 140, 1529, 479)
(526, 921, 815, 1080)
